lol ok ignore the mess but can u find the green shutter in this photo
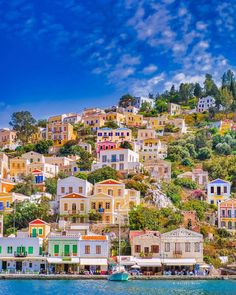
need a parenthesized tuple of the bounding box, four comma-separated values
(38, 228, 43, 235)
(7, 246, 12, 254)
(32, 228, 37, 237)
(17, 247, 21, 254)
(54, 245, 59, 254)
(64, 245, 70, 256)
(72, 245, 77, 254)
(0, 246, 2, 254)
(39, 246, 42, 255)
(22, 247, 26, 254)
(28, 246, 33, 254)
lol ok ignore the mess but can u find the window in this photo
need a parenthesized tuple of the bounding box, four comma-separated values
(164, 242, 170, 252)
(118, 189, 122, 196)
(119, 154, 124, 161)
(144, 247, 149, 253)
(80, 203, 84, 211)
(38, 228, 43, 235)
(72, 203, 76, 212)
(105, 202, 110, 209)
(79, 187, 83, 194)
(194, 242, 200, 252)
(228, 210, 232, 218)
(217, 186, 221, 195)
(64, 203, 68, 211)
(102, 155, 107, 163)
(29, 262, 32, 268)
(54, 245, 59, 255)
(151, 245, 159, 253)
(0, 246, 2, 254)
(185, 242, 191, 252)
(108, 189, 113, 196)
(91, 202, 96, 210)
(61, 187, 65, 193)
(69, 187, 73, 193)
(119, 163, 124, 170)
(28, 247, 34, 254)
(96, 245, 101, 254)
(6, 201, 10, 208)
(224, 186, 227, 194)
(7, 246, 13, 254)
(72, 245, 77, 255)
(85, 245, 90, 254)
(135, 245, 141, 253)
(210, 186, 214, 194)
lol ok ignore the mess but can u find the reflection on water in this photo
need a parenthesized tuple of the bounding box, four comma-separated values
(0, 279, 235, 295)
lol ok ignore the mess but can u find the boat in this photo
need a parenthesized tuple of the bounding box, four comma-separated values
(108, 210, 129, 281)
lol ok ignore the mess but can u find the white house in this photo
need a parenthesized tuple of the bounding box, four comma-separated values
(133, 96, 155, 109)
(197, 96, 215, 112)
(56, 176, 93, 201)
(0, 237, 45, 273)
(92, 148, 142, 173)
(207, 179, 231, 205)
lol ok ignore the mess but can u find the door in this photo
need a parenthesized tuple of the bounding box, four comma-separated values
(32, 228, 37, 237)
(16, 261, 22, 271)
(64, 245, 70, 256)
(64, 264, 69, 273)
(2, 261, 7, 270)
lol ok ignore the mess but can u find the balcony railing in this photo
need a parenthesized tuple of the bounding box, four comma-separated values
(14, 251, 27, 258)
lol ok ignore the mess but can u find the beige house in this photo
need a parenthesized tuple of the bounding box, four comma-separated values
(0, 129, 17, 149)
(143, 160, 171, 182)
(9, 157, 28, 179)
(168, 103, 181, 116)
(137, 128, 157, 141)
(0, 152, 9, 179)
(177, 169, 208, 187)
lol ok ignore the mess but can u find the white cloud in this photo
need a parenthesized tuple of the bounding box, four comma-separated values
(142, 64, 158, 74)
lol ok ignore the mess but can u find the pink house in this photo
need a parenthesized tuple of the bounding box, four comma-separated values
(96, 141, 118, 155)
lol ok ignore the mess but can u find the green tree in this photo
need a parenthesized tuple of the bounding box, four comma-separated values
(103, 121, 119, 129)
(34, 140, 53, 154)
(194, 83, 202, 98)
(87, 166, 119, 184)
(155, 99, 168, 113)
(197, 147, 212, 160)
(140, 101, 152, 113)
(118, 94, 135, 108)
(45, 177, 57, 196)
(37, 119, 47, 128)
(77, 149, 93, 171)
(11, 174, 38, 196)
(9, 111, 37, 145)
(120, 141, 133, 150)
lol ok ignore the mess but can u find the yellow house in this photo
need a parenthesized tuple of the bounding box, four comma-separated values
(207, 179, 231, 205)
(83, 114, 107, 131)
(90, 179, 140, 224)
(0, 192, 29, 213)
(146, 115, 168, 130)
(29, 219, 51, 238)
(124, 112, 144, 127)
(106, 112, 125, 125)
(9, 157, 28, 179)
(60, 193, 88, 223)
(46, 121, 76, 148)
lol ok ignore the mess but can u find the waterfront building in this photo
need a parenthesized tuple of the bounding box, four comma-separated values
(207, 179, 231, 205)
(92, 148, 142, 173)
(0, 236, 45, 273)
(218, 199, 236, 232)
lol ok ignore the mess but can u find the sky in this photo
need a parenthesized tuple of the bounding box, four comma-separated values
(0, 0, 235, 126)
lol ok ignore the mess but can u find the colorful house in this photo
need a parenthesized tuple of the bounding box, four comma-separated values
(0, 129, 17, 150)
(0, 192, 29, 213)
(89, 179, 140, 224)
(124, 112, 144, 127)
(92, 148, 142, 173)
(83, 113, 107, 131)
(97, 127, 132, 143)
(218, 199, 236, 232)
(105, 112, 125, 126)
(0, 179, 16, 194)
(29, 219, 51, 238)
(168, 103, 181, 116)
(96, 141, 118, 156)
(207, 179, 231, 205)
(177, 169, 208, 187)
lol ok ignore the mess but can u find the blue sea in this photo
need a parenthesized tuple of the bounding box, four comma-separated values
(0, 279, 235, 295)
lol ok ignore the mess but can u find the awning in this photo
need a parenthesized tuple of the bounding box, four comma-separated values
(136, 259, 162, 267)
(0, 257, 47, 261)
(163, 258, 196, 266)
(80, 258, 107, 266)
(47, 257, 80, 264)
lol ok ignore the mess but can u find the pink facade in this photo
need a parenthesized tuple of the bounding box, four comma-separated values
(96, 141, 118, 155)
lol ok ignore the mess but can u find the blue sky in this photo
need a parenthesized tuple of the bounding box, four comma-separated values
(0, 0, 235, 126)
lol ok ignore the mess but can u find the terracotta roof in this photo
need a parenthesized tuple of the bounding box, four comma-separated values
(32, 169, 42, 173)
(62, 193, 86, 199)
(29, 218, 49, 225)
(81, 235, 106, 241)
(98, 179, 122, 185)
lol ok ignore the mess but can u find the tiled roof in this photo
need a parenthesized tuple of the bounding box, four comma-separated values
(62, 193, 86, 199)
(29, 218, 48, 225)
(81, 235, 107, 241)
(98, 179, 122, 185)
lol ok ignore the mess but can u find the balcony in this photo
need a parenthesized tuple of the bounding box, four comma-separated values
(14, 251, 27, 258)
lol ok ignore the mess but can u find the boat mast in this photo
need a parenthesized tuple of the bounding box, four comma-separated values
(118, 206, 121, 271)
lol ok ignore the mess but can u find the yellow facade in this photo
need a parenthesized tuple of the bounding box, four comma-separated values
(9, 157, 27, 178)
(46, 122, 76, 147)
(106, 112, 125, 125)
(146, 116, 168, 130)
(124, 112, 144, 127)
(83, 114, 106, 131)
(90, 179, 140, 224)
(29, 219, 51, 238)
(0, 193, 29, 213)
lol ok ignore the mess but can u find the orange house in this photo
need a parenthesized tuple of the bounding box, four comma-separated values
(0, 179, 16, 193)
(29, 219, 51, 238)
